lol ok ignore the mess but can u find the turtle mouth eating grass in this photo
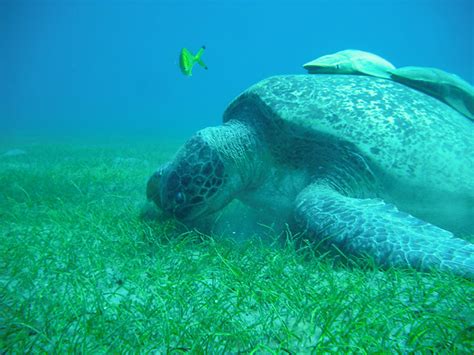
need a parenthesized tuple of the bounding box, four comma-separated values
(147, 74, 474, 279)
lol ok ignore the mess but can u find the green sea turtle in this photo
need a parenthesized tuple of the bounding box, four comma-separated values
(147, 74, 474, 279)
(389, 66, 474, 120)
(303, 49, 395, 79)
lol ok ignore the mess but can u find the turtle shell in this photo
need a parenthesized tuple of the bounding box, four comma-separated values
(389, 66, 474, 120)
(303, 49, 395, 79)
(223, 75, 473, 199)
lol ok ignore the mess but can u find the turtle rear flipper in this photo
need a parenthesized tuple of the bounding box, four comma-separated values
(294, 183, 474, 279)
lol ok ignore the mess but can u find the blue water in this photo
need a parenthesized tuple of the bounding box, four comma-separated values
(1, 0, 472, 136)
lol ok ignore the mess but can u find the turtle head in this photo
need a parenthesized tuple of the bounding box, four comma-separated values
(147, 132, 237, 222)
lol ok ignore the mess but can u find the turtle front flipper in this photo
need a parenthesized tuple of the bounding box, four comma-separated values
(294, 183, 474, 279)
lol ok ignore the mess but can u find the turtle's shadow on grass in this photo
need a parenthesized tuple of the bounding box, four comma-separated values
(139, 199, 289, 243)
(138, 199, 384, 274)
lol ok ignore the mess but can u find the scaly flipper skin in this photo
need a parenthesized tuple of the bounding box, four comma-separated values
(295, 183, 474, 279)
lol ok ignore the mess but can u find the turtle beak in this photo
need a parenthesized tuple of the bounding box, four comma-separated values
(146, 171, 161, 202)
(146, 162, 171, 208)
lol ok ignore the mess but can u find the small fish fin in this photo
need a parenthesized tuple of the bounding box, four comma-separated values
(196, 58, 208, 70)
(194, 45, 208, 70)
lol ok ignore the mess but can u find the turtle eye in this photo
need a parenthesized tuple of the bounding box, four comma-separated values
(175, 191, 185, 205)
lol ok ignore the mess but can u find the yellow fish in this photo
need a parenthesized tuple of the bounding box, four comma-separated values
(179, 46, 208, 76)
